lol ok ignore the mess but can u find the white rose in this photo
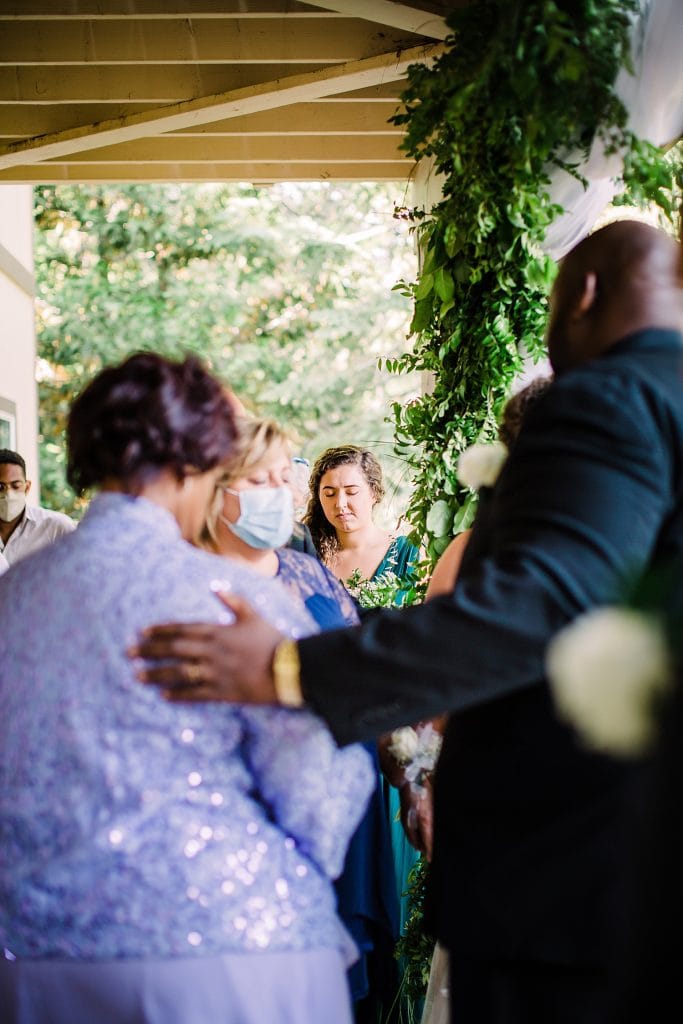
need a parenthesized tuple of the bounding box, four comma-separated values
(546, 607, 672, 757)
(457, 441, 508, 490)
(388, 726, 420, 765)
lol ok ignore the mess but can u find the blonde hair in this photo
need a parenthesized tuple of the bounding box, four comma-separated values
(203, 416, 291, 550)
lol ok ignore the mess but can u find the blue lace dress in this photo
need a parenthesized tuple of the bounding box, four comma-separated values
(276, 548, 399, 1008)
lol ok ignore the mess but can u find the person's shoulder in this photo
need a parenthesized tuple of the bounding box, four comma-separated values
(539, 350, 675, 427)
(557, 330, 683, 396)
(178, 543, 258, 589)
(278, 545, 326, 582)
(30, 505, 76, 532)
(279, 546, 350, 597)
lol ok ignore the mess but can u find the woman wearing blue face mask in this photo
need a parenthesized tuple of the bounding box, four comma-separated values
(203, 417, 358, 630)
(203, 419, 400, 1016)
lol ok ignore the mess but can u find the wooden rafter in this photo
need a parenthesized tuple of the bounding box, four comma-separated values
(0, 44, 442, 170)
(0, 1, 447, 183)
(302, 1, 451, 40)
(0, 161, 414, 183)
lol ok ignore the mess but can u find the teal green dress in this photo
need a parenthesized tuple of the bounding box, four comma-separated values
(371, 536, 421, 935)
(372, 533, 420, 609)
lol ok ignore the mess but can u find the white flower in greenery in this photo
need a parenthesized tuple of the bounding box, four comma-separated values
(457, 441, 508, 490)
(547, 607, 672, 757)
(388, 726, 420, 765)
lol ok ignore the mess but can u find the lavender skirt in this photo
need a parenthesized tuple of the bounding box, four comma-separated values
(0, 948, 353, 1024)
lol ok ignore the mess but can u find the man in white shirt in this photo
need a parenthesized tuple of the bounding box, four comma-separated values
(0, 449, 75, 574)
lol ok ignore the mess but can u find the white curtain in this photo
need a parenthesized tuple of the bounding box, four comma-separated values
(543, 0, 683, 260)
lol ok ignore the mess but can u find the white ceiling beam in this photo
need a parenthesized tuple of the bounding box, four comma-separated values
(0, 160, 414, 183)
(0, 72, 404, 107)
(42, 134, 407, 162)
(168, 102, 402, 134)
(301, 1, 450, 40)
(0, 105, 151, 139)
(316, 82, 403, 100)
(0, 42, 443, 169)
(0, 19, 422, 66)
(0, 101, 402, 139)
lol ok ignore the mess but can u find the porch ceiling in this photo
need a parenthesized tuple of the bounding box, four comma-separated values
(0, 0, 453, 184)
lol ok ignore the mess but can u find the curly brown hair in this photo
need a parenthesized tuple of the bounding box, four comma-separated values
(303, 445, 384, 562)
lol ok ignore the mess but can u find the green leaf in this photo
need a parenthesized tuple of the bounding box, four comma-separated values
(426, 498, 453, 537)
(434, 267, 455, 302)
(410, 296, 434, 334)
(414, 271, 435, 301)
(453, 494, 477, 532)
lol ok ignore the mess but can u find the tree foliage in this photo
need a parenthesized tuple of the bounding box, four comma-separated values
(34, 183, 417, 515)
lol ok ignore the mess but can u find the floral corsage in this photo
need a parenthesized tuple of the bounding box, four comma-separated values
(388, 722, 443, 792)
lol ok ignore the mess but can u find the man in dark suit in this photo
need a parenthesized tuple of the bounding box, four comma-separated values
(134, 220, 683, 1022)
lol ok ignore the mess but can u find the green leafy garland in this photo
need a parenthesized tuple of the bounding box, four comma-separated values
(388, 0, 681, 561)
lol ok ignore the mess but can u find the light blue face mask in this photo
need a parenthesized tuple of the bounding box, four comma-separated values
(221, 485, 295, 550)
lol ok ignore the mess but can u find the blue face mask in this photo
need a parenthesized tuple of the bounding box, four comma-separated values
(221, 486, 294, 550)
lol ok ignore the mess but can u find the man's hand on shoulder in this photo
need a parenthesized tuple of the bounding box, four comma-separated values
(129, 593, 285, 705)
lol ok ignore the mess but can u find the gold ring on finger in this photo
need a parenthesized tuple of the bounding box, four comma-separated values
(185, 662, 203, 685)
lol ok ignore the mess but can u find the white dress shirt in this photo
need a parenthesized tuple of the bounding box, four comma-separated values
(0, 503, 75, 568)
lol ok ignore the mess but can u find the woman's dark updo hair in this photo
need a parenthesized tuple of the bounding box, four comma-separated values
(303, 445, 384, 562)
(498, 376, 553, 450)
(67, 352, 237, 494)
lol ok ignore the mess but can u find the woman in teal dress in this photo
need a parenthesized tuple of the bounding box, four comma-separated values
(305, 445, 421, 1020)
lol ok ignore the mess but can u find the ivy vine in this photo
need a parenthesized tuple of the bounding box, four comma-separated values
(388, 0, 682, 561)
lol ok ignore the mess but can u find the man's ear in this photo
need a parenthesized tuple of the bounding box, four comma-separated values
(24, 479, 32, 496)
(573, 271, 597, 318)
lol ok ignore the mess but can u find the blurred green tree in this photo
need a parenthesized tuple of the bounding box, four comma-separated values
(34, 182, 417, 516)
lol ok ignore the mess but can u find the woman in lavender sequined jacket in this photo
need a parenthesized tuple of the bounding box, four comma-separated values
(0, 353, 373, 1024)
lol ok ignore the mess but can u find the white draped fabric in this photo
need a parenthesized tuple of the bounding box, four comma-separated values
(544, 0, 683, 259)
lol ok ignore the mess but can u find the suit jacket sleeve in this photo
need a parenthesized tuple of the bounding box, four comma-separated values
(298, 367, 678, 744)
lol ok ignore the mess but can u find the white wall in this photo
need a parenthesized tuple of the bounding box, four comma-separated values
(0, 185, 39, 495)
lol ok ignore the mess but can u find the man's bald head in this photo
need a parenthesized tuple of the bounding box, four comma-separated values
(546, 219, 683, 374)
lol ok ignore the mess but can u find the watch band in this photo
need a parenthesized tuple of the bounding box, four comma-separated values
(272, 638, 304, 708)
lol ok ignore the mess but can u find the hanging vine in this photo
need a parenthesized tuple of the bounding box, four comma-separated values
(388, 0, 682, 561)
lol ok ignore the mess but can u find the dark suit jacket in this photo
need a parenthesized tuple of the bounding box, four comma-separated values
(297, 328, 683, 968)
(608, 670, 683, 1021)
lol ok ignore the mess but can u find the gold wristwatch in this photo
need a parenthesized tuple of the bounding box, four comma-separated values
(272, 639, 304, 707)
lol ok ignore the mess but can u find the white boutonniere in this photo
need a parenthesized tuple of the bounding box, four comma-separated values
(457, 441, 508, 490)
(388, 722, 443, 791)
(546, 607, 673, 757)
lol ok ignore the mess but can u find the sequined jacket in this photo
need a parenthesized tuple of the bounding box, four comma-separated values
(0, 493, 373, 961)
